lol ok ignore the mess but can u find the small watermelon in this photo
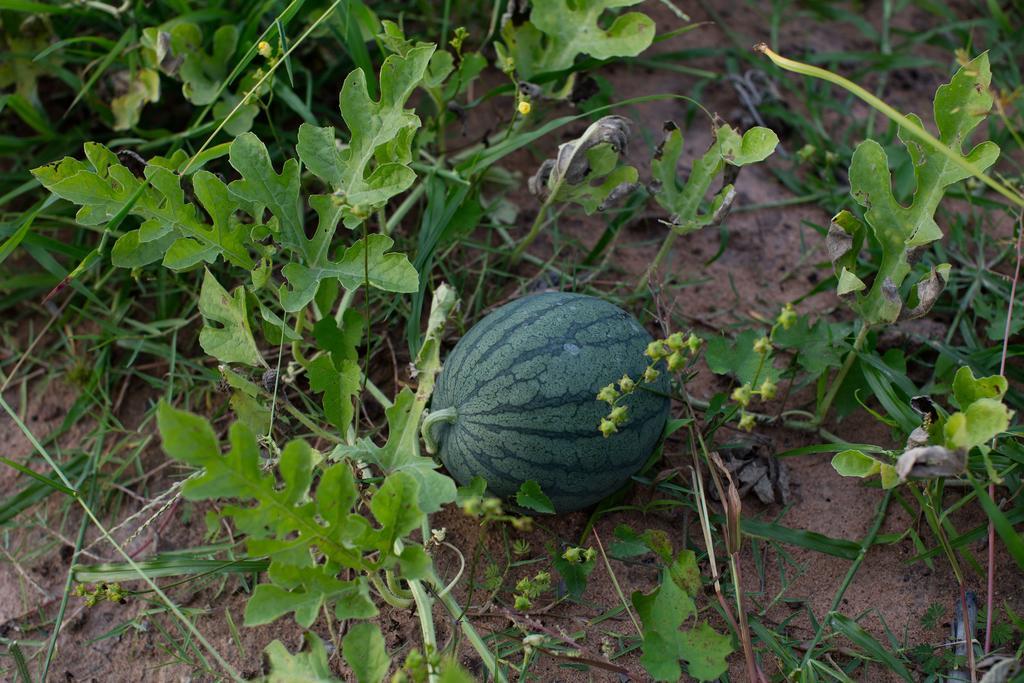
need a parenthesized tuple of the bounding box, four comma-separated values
(430, 292, 670, 512)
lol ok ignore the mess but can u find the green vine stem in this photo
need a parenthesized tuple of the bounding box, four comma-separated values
(510, 189, 562, 264)
(409, 579, 441, 683)
(754, 44, 1024, 209)
(815, 323, 870, 425)
(436, 587, 508, 683)
(421, 407, 458, 454)
(368, 572, 414, 609)
(637, 228, 683, 294)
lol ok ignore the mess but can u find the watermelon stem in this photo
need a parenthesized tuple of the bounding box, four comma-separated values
(421, 407, 458, 454)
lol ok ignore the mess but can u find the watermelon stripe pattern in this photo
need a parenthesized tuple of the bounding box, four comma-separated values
(432, 292, 670, 512)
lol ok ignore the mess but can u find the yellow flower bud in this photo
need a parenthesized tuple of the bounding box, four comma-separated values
(257, 41, 272, 59)
(731, 384, 753, 407)
(753, 336, 772, 355)
(759, 378, 777, 400)
(666, 351, 686, 372)
(686, 333, 702, 355)
(738, 412, 756, 431)
(776, 303, 796, 330)
(518, 100, 532, 115)
(597, 384, 619, 404)
(645, 340, 667, 359)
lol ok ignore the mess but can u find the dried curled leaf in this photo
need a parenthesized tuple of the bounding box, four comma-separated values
(829, 53, 999, 325)
(895, 446, 966, 482)
(528, 115, 639, 213)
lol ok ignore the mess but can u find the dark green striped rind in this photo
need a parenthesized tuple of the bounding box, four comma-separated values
(432, 292, 670, 512)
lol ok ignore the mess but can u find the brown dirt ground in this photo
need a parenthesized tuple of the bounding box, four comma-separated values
(2, 1, 1023, 682)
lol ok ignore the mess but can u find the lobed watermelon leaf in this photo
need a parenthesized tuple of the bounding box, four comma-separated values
(827, 53, 999, 325)
(497, 0, 655, 97)
(155, 401, 428, 629)
(633, 564, 731, 681)
(651, 121, 778, 237)
(32, 145, 255, 271)
(295, 44, 433, 224)
(197, 269, 265, 367)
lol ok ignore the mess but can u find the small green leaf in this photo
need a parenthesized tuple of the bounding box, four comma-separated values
(704, 329, 780, 386)
(342, 623, 391, 683)
(262, 633, 341, 683)
(370, 471, 425, 551)
(952, 365, 1008, 409)
(296, 45, 433, 216)
(879, 463, 900, 489)
(632, 571, 693, 682)
(944, 398, 1012, 451)
(717, 125, 779, 166)
(456, 476, 487, 506)
(308, 355, 361, 433)
(110, 68, 160, 130)
(516, 480, 555, 514)
(669, 549, 701, 596)
(832, 449, 882, 478)
(197, 269, 264, 367)
(836, 267, 867, 296)
(677, 622, 732, 681)
(551, 546, 595, 599)
(178, 25, 239, 106)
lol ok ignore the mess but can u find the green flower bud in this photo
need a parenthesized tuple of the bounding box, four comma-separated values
(759, 378, 777, 400)
(609, 405, 628, 425)
(599, 418, 618, 437)
(753, 336, 772, 355)
(643, 366, 660, 383)
(738, 411, 756, 431)
(514, 594, 532, 611)
(618, 374, 635, 393)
